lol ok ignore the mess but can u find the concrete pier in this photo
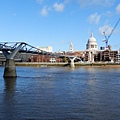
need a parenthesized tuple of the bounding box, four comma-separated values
(3, 59, 17, 77)
(70, 60, 75, 68)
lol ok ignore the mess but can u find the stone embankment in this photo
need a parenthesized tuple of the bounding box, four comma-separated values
(15, 62, 120, 68)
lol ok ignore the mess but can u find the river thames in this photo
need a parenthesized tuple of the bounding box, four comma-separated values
(0, 66, 120, 120)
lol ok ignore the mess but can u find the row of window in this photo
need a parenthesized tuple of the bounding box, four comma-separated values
(86, 44, 98, 49)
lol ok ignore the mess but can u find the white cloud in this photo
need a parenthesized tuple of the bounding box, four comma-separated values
(77, 0, 115, 7)
(88, 13, 101, 24)
(77, 0, 91, 7)
(64, 0, 71, 4)
(105, 11, 112, 17)
(53, 2, 65, 12)
(116, 4, 120, 14)
(99, 25, 113, 36)
(36, 0, 44, 4)
(40, 6, 48, 16)
(93, 0, 115, 6)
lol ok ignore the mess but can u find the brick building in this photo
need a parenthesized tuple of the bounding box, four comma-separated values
(30, 54, 63, 62)
(99, 50, 119, 62)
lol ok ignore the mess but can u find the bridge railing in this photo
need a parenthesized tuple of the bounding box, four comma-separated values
(0, 42, 82, 62)
(0, 42, 53, 55)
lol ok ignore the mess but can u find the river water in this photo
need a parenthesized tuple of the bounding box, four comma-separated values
(0, 66, 120, 120)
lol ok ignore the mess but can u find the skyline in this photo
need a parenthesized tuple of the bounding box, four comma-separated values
(0, 0, 120, 52)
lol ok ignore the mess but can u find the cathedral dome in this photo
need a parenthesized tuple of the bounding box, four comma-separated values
(88, 33, 97, 43)
(86, 33, 98, 50)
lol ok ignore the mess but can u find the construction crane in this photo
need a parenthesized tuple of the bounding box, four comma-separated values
(103, 17, 120, 48)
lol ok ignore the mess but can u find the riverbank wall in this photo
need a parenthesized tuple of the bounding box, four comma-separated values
(15, 62, 120, 68)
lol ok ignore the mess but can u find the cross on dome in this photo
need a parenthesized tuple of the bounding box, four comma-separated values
(91, 33, 94, 37)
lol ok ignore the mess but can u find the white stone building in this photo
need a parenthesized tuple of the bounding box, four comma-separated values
(69, 42, 74, 52)
(86, 33, 98, 51)
(86, 33, 98, 62)
(36, 46, 53, 52)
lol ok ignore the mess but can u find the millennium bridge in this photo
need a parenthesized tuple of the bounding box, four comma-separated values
(0, 42, 81, 77)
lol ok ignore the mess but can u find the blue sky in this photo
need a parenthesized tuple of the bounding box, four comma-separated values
(0, 0, 120, 51)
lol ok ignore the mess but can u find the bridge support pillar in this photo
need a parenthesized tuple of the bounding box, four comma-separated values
(70, 60, 75, 68)
(3, 59, 17, 78)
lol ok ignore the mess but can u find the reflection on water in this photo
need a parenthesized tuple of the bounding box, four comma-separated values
(2, 77, 17, 120)
(0, 66, 119, 120)
(4, 77, 16, 93)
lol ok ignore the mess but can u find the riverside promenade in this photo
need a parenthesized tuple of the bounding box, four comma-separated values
(15, 62, 120, 68)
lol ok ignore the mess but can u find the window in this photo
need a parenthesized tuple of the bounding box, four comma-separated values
(91, 45, 94, 48)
